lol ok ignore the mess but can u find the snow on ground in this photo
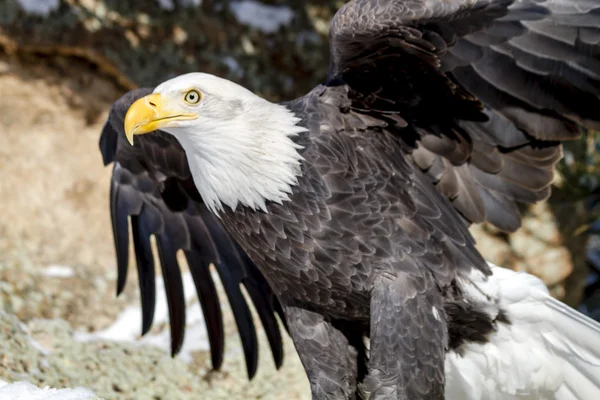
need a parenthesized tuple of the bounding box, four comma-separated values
(158, 0, 175, 9)
(221, 56, 245, 78)
(17, 0, 59, 15)
(159, 0, 202, 9)
(230, 0, 294, 33)
(0, 381, 101, 400)
(75, 272, 209, 363)
(41, 265, 75, 278)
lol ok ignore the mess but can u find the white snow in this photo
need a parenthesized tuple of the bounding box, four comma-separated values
(182, 0, 202, 6)
(75, 272, 209, 363)
(221, 56, 245, 78)
(230, 0, 294, 33)
(0, 380, 100, 400)
(26, 335, 51, 356)
(158, 0, 202, 10)
(17, 0, 59, 16)
(158, 0, 174, 9)
(42, 265, 75, 278)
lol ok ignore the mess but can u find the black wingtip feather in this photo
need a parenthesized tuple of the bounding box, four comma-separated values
(131, 214, 157, 336)
(156, 235, 186, 356)
(243, 282, 284, 369)
(102, 100, 285, 378)
(213, 261, 259, 379)
(186, 251, 225, 370)
(99, 120, 118, 166)
(240, 251, 285, 369)
(199, 209, 263, 378)
(273, 295, 289, 334)
(111, 178, 130, 297)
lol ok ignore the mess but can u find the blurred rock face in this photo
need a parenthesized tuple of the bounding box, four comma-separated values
(470, 203, 577, 301)
(0, 52, 309, 400)
(0, 0, 339, 100)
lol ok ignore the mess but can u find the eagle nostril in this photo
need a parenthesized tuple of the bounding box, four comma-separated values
(148, 101, 157, 108)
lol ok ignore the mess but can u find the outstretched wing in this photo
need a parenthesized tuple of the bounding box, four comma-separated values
(327, 0, 600, 231)
(99, 89, 286, 379)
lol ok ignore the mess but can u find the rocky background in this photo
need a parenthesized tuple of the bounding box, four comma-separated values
(1, 0, 599, 399)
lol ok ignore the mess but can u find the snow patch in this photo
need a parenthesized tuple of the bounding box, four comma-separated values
(158, 0, 202, 10)
(230, 0, 294, 33)
(158, 0, 174, 9)
(17, 0, 59, 15)
(26, 335, 51, 356)
(221, 56, 244, 78)
(42, 265, 74, 278)
(74, 272, 209, 363)
(182, 0, 202, 6)
(0, 380, 100, 400)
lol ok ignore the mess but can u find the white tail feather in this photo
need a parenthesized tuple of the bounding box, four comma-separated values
(445, 263, 600, 400)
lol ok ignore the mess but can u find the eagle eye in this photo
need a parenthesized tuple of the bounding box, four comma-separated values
(184, 90, 202, 104)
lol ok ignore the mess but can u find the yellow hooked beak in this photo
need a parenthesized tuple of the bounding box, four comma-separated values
(124, 93, 198, 145)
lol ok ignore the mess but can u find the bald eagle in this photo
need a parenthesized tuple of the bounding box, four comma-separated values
(101, 0, 600, 398)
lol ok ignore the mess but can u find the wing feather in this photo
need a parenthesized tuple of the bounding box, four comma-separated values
(327, 0, 600, 231)
(99, 90, 285, 378)
(131, 212, 158, 336)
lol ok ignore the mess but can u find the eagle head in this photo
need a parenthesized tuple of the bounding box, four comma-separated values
(124, 72, 306, 214)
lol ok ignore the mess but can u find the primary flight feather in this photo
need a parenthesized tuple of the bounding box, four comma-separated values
(100, 89, 287, 379)
(101, 0, 600, 398)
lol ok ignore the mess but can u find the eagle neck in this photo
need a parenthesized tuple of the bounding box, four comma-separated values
(174, 102, 308, 215)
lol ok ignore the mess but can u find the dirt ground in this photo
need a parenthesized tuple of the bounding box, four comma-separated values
(0, 54, 309, 399)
